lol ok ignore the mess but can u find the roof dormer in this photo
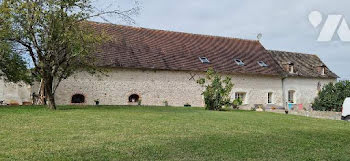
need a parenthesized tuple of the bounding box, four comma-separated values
(282, 62, 294, 74)
(317, 65, 327, 76)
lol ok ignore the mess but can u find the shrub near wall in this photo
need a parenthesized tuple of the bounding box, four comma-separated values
(197, 68, 234, 111)
(312, 80, 350, 112)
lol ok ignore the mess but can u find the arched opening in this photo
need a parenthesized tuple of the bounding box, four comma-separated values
(71, 94, 85, 103)
(128, 94, 140, 103)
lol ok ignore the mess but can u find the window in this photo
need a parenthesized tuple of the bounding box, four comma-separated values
(199, 57, 210, 63)
(288, 90, 295, 103)
(268, 92, 273, 104)
(235, 92, 246, 103)
(258, 61, 268, 67)
(321, 67, 325, 75)
(283, 62, 294, 73)
(234, 59, 245, 66)
(289, 64, 294, 73)
(317, 65, 326, 75)
(129, 94, 140, 103)
(71, 94, 85, 103)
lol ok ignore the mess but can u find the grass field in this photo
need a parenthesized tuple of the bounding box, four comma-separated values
(1, 105, 350, 160)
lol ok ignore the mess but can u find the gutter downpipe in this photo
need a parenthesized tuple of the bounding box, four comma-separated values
(282, 76, 287, 113)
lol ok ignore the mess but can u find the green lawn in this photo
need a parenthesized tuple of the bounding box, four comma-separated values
(0, 106, 350, 161)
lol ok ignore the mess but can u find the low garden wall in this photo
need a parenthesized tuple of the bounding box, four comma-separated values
(265, 109, 342, 120)
(288, 110, 341, 120)
(248, 104, 343, 120)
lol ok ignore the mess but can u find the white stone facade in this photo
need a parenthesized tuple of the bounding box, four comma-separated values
(53, 68, 335, 109)
(0, 78, 32, 105)
(282, 77, 336, 109)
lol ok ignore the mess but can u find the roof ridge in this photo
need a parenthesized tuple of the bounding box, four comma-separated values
(88, 21, 260, 43)
(268, 49, 317, 57)
(268, 50, 338, 78)
(89, 21, 289, 76)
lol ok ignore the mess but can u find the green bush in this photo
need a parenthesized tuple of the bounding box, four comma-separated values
(197, 68, 234, 111)
(232, 98, 243, 109)
(312, 80, 350, 112)
(163, 101, 169, 107)
(137, 100, 142, 106)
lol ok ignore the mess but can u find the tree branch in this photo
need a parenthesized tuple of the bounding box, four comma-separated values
(77, 8, 138, 24)
(8, 38, 39, 70)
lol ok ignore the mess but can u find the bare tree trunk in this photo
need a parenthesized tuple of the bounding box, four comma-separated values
(47, 92, 56, 110)
(37, 79, 46, 105)
(44, 76, 56, 110)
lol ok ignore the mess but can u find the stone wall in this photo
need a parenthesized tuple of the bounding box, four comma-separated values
(0, 78, 32, 105)
(267, 109, 342, 120)
(282, 77, 336, 109)
(289, 110, 342, 120)
(55, 68, 284, 107)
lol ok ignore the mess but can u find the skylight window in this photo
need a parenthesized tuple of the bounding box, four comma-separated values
(258, 61, 268, 67)
(234, 59, 245, 66)
(199, 57, 210, 64)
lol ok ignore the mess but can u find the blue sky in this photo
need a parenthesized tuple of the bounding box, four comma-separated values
(93, 0, 350, 79)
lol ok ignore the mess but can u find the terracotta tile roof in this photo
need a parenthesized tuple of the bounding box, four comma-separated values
(268, 50, 338, 78)
(88, 22, 283, 76)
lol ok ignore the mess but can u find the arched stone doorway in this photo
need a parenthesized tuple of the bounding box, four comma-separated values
(71, 94, 85, 103)
(128, 94, 140, 103)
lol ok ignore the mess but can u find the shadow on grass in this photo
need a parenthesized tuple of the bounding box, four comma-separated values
(57, 105, 163, 111)
(1, 105, 255, 115)
(57, 105, 93, 111)
(56, 105, 204, 111)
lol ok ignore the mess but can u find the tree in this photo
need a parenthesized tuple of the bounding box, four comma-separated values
(0, 43, 32, 84)
(0, 0, 139, 109)
(197, 68, 234, 111)
(312, 80, 350, 112)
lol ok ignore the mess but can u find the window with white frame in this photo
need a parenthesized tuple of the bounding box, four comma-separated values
(268, 92, 273, 104)
(288, 90, 295, 103)
(235, 92, 246, 103)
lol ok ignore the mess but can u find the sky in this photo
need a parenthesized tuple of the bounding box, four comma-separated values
(93, 0, 350, 80)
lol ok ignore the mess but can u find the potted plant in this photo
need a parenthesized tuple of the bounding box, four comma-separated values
(256, 104, 264, 112)
(94, 99, 100, 106)
(232, 98, 243, 109)
(138, 99, 142, 106)
(163, 100, 169, 107)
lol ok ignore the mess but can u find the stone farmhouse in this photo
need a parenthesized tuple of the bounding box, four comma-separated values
(50, 22, 338, 110)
